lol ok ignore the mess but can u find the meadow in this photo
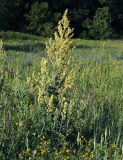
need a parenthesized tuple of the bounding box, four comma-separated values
(0, 12, 123, 160)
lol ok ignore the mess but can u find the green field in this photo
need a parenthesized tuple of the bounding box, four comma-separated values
(4, 37, 123, 72)
(0, 30, 123, 160)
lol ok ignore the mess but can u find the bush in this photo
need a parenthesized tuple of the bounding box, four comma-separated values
(90, 7, 112, 39)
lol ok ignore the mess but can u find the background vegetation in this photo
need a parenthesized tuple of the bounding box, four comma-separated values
(0, 0, 123, 39)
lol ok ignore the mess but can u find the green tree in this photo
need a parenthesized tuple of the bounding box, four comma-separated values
(26, 2, 54, 37)
(91, 7, 112, 39)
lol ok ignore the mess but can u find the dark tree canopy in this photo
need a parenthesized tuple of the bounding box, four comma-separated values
(0, 0, 123, 39)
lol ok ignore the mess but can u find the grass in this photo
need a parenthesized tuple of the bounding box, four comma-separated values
(4, 37, 123, 67)
(4, 38, 123, 79)
(0, 31, 123, 159)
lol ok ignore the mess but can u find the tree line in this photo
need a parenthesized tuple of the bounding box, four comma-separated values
(0, 0, 123, 39)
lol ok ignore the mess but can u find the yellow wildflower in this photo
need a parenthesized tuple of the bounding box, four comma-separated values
(41, 148, 47, 155)
(111, 144, 117, 149)
(64, 156, 70, 160)
(26, 148, 30, 154)
(66, 148, 70, 153)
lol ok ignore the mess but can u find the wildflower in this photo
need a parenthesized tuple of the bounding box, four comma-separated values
(33, 133, 36, 136)
(41, 148, 47, 155)
(66, 148, 70, 153)
(72, 149, 76, 154)
(33, 150, 37, 154)
(18, 153, 22, 158)
(26, 148, 30, 153)
(19, 121, 23, 127)
(28, 9, 76, 132)
(64, 157, 70, 160)
(48, 95, 54, 112)
(82, 152, 89, 158)
(89, 152, 94, 158)
(111, 144, 117, 149)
